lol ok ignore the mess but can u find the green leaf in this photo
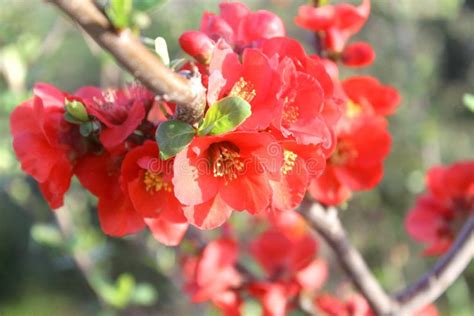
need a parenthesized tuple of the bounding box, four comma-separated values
(463, 93, 474, 112)
(106, 0, 133, 29)
(133, 0, 165, 11)
(156, 120, 195, 160)
(198, 96, 251, 136)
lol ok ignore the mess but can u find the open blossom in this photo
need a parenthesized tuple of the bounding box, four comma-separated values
(209, 47, 281, 130)
(75, 84, 154, 150)
(405, 161, 474, 256)
(268, 133, 326, 211)
(182, 238, 242, 314)
(10, 83, 80, 209)
(74, 150, 146, 237)
(295, 0, 371, 54)
(260, 37, 340, 148)
(120, 141, 188, 245)
(173, 131, 282, 229)
(341, 76, 401, 117)
(309, 115, 391, 205)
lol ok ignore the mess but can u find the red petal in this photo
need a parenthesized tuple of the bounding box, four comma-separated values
(183, 194, 233, 230)
(145, 217, 188, 246)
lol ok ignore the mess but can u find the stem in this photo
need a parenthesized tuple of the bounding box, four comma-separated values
(299, 200, 394, 315)
(48, 0, 205, 124)
(394, 215, 474, 316)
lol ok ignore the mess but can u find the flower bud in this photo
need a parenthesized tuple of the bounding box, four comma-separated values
(341, 42, 375, 67)
(240, 11, 285, 43)
(65, 99, 89, 122)
(179, 31, 215, 64)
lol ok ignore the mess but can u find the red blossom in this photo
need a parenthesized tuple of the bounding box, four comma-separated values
(342, 76, 401, 117)
(173, 131, 282, 229)
(120, 140, 188, 245)
(182, 238, 242, 305)
(75, 84, 154, 150)
(209, 47, 282, 131)
(74, 151, 145, 236)
(309, 116, 391, 205)
(199, 2, 285, 51)
(260, 37, 340, 148)
(10, 83, 77, 209)
(405, 161, 474, 256)
(295, 0, 371, 53)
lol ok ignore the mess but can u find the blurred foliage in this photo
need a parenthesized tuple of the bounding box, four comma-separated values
(0, 0, 473, 315)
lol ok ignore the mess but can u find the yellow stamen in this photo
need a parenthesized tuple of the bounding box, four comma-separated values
(143, 171, 172, 193)
(230, 77, 256, 103)
(210, 143, 245, 184)
(281, 96, 299, 125)
(346, 100, 362, 118)
(330, 141, 357, 166)
(282, 150, 298, 175)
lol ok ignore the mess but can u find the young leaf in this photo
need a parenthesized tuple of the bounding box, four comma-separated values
(106, 0, 133, 29)
(156, 120, 195, 160)
(198, 96, 251, 136)
(463, 93, 474, 112)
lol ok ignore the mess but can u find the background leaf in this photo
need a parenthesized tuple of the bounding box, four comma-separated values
(198, 96, 251, 136)
(463, 93, 474, 112)
(106, 0, 133, 29)
(133, 0, 166, 11)
(156, 120, 195, 160)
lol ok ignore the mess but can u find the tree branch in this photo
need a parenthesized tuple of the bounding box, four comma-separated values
(300, 200, 474, 316)
(299, 200, 394, 315)
(394, 215, 474, 316)
(48, 0, 205, 124)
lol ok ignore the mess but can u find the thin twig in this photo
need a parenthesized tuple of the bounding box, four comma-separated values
(299, 200, 394, 315)
(394, 215, 474, 316)
(48, 0, 205, 124)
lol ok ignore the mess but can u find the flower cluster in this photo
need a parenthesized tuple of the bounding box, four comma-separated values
(405, 161, 474, 256)
(10, 1, 400, 243)
(180, 211, 438, 316)
(181, 211, 327, 315)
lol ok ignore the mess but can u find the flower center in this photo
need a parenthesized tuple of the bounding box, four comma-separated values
(143, 170, 172, 193)
(282, 96, 299, 125)
(230, 77, 256, 103)
(282, 150, 298, 175)
(209, 142, 245, 184)
(330, 141, 357, 166)
(346, 100, 362, 118)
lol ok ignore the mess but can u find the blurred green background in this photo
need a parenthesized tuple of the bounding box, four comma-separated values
(0, 0, 473, 315)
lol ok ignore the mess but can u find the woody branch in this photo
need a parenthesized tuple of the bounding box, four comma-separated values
(48, 0, 205, 124)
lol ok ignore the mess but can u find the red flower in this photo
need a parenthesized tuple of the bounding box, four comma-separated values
(405, 161, 474, 256)
(199, 1, 285, 51)
(295, 0, 371, 53)
(182, 238, 242, 308)
(209, 47, 281, 131)
(120, 141, 187, 245)
(75, 84, 154, 150)
(74, 151, 145, 236)
(269, 136, 326, 211)
(309, 116, 391, 205)
(173, 131, 282, 229)
(10, 83, 77, 209)
(260, 37, 340, 148)
(342, 76, 401, 117)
